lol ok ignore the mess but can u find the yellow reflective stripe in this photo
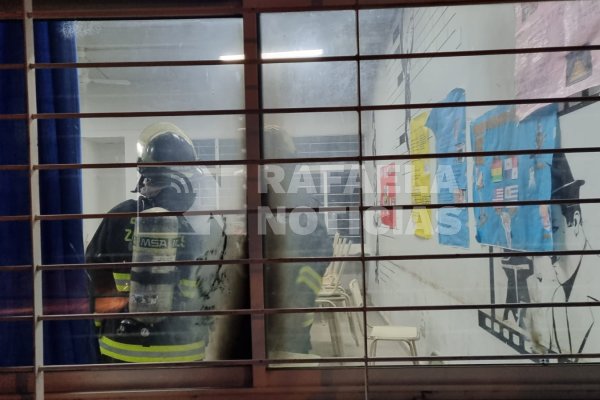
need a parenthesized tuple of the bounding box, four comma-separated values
(94, 320, 102, 328)
(99, 336, 204, 363)
(113, 272, 130, 292)
(296, 266, 322, 295)
(178, 278, 198, 298)
(302, 313, 315, 328)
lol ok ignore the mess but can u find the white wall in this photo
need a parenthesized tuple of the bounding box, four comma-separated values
(363, 3, 528, 360)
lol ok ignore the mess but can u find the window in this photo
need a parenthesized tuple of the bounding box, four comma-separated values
(2, 0, 600, 399)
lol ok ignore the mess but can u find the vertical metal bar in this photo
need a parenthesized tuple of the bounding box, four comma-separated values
(242, 4, 268, 387)
(23, 0, 44, 398)
(354, 3, 371, 400)
(489, 246, 495, 320)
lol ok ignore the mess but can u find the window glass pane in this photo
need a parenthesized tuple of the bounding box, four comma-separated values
(267, 311, 365, 363)
(360, 52, 600, 107)
(362, 151, 600, 207)
(0, 21, 23, 64)
(261, 11, 356, 58)
(68, 19, 242, 62)
(34, 66, 245, 114)
(0, 23, 25, 116)
(356, 306, 600, 364)
(69, 164, 246, 237)
(0, 171, 29, 216)
(363, 199, 600, 257)
(0, 269, 31, 368)
(42, 313, 251, 365)
(0, 320, 33, 367)
(262, 62, 357, 108)
(0, 121, 27, 166)
(0, 70, 25, 114)
(359, 1, 600, 55)
(263, 113, 359, 160)
(361, 105, 584, 158)
(88, 117, 245, 162)
(0, 270, 32, 316)
(261, 161, 360, 211)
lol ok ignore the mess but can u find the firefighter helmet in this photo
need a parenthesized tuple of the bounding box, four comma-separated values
(134, 122, 200, 212)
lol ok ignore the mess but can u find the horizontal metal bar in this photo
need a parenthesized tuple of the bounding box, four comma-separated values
(0, 13, 22, 20)
(364, 197, 600, 211)
(253, 0, 542, 12)
(31, 196, 600, 224)
(0, 164, 29, 171)
(38, 248, 600, 271)
(0, 215, 31, 222)
(0, 264, 33, 272)
(0, 63, 25, 69)
(0, 315, 34, 323)
(24, 0, 544, 19)
(370, 352, 600, 363)
(28, 6, 243, 20)
(34, 300, 600, 323)
(14, 352, 600, 374)
(0, 113, 27, 120)
(37, 97, 600, 120)
(29, 44, 600, 69)
(33, 109, 248, 119)
(35, 207, 247, 222)
(0, 366, 34, 373)
(30, 145, 600, 170)
(34, 159, 250, 170)
(29, 95, 600, 120)
(29, 352, 600, 373)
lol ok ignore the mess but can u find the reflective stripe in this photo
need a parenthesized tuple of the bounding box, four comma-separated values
(113, 272, 131, 292)
(178, 278, 198, 298)
(94, 320, 102, 328)
(296, 265, 322, 295)
(302, 313, 315, 328)
(296, 266, 321, 329)
(99, 336, 205, 363)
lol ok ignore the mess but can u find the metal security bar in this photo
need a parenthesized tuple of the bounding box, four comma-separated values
(2, 0, 600, 399)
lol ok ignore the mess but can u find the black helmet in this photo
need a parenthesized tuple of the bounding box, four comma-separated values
(134, 122, 200, 212)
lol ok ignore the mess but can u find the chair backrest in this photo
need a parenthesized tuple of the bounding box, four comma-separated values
(348, 278, 363, 308)
(321, 233, 351, 289)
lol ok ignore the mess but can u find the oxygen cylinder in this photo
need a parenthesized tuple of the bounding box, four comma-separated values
(130, 207, 180, 324)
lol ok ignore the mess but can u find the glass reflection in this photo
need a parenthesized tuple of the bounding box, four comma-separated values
(85, 122, 248, 363)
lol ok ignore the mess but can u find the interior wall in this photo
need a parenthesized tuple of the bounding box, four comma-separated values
(363, 3, 524, 360)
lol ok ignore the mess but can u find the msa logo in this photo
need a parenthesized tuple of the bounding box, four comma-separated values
(135, 236, 181, 249)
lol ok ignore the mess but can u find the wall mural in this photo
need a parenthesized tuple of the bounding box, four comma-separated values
(426, 88, 470, 248)
(471, 104, 557, 251)
(478, 102, 600, 362)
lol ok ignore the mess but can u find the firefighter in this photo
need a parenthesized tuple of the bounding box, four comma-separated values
(86, 122, 225, 363)
(262, 125, 332, 355)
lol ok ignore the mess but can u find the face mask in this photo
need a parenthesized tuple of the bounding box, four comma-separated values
(139, 180, 167, 199)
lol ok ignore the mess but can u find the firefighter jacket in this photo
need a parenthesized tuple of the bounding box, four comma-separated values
(85, 199, 210, 363)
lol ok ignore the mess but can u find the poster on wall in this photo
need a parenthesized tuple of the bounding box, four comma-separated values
(409, 111, 433, 239)
(479, 102, 600, 361)
(425, 88, 469, 248)
(379, 162, 396, 229)
(515, 1, 600, 119)
(471, 104, 557, 251)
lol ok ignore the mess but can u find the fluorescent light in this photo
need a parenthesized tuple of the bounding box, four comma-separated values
(262, 49, 323, 59)
(219, 49, 323, 61)
(219, 54, 245, 61)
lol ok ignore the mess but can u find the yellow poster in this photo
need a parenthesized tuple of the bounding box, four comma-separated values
(409, 112, 433, 239)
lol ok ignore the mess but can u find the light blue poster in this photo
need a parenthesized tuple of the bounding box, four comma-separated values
(471, 104, 557, 251)
(426, 88, 469, 248)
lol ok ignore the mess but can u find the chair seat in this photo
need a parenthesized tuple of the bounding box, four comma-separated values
(369, 326, 419, 341)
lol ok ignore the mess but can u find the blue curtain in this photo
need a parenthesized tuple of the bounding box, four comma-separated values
(0, 21, 97, 366)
